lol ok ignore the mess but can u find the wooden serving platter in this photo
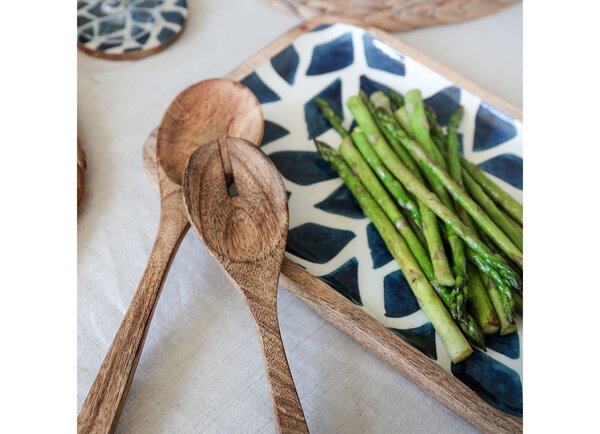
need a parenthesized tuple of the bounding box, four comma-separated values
(150, 16, 523, 433)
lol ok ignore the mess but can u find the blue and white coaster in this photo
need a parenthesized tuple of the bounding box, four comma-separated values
(77, 0, 188, 60)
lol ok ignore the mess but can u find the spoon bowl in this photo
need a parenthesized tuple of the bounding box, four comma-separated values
(157, 78, 263, 185)
(183, 138, 309, 433)
(184, 137, 287, 264)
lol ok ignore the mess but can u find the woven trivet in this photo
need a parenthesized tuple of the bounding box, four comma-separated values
(265, 0, 518, 32)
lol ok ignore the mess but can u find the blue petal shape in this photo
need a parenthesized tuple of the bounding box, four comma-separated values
(359, 75, 396, 97)
(363, 33, 405, 76)
(314, 184, 364, 219)
(88, 2, 106, 18)
(269, 151, 338, 185)
(306, 32, 353, 75)
(473, 102, 517, 151)
(241, 72, 281, 104)
(384, 270, 420, 318)
(131, 25, 145, 37)
(424, 86, 461, 126)
(391, 323, 437, 360)
(81, 25, 94, 38)
(99, 18, 125, 36)
(304, 79, 342, 139)
(310, 24, 333, 32)
(78, 16, 91, 27)
(136, 0, 161, 7)
(97, 42, 121, 51)
(175, 0, 187, 6)
(157, 27, 177, 43)
(287, 223, 355, 264)
(77, 1, 87, 10)
(320, 257, 362, 305)
(452, 349, 523, 416)
(131, 9, 154, 23)
(161, 11, 184, 25)
(486, 332, 520, 359)
(78, 33, 92, 44)
(135, 32, 150, 45)
(478, 154, 523, 190)
(366, 223, 393, 268)
(271, 44, 299, 85)
(261, 120, 289, 146)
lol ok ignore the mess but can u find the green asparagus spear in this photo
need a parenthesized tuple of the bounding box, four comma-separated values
(442, 111, 518, 322)
(346, 95, 521, 280)
(391, 121, 524, 269)
(403, 91, 468, 296)
(316, 97, 422, 227)
(345, 133, 484, 346)
(481, 273, 518, 335)
(356, 92, 455, 287)
(339, 137, 432, 279)
(447, 107, 464, 187)
(425, 105, 448, 155)
(466, 263, 500, 334)
(395, 106, 414, 136)
(315, 139, 473, 362)
(463, 170, 523, 251)
(512, 289, 523, 315)
(315, 97, 349, 138)
(373, 95, 467, 299)
(369, 91, 392, 112)
(350, 130, 422, 227)
(462, 158, 523, 225)
(467, 250, 515, 323)
(388, 90, 404, 112)
(437, 117, 523, 291)
(404, 90, 449, 171)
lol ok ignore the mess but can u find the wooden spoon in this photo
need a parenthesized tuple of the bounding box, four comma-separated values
(78, 78, 263, 434)
(182, 138, 309, 433)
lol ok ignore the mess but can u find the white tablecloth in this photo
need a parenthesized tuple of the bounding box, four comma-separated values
(77, 1, 522, 432)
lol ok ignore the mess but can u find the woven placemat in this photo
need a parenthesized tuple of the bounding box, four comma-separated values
(265, 0, 518, 31)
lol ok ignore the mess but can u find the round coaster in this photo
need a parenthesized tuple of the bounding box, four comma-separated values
(77, 0, 188, 60)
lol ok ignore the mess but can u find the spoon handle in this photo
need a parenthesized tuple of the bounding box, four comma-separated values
(78, 186, 189, 434)
(245, 294, 309, 434)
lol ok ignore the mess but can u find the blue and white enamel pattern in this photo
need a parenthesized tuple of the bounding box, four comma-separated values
(239, 22, 523, 416)
(77, 0, 187, 57)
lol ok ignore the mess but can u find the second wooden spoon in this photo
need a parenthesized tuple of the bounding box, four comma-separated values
(183, 138, 309, 433)
(78, 78, 263, 434)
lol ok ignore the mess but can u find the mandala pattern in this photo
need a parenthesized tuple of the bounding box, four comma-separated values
(77, 0, 187, 57)
(243, 23, 523, 415)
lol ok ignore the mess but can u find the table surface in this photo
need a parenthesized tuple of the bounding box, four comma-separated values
(77, 1, 522, 432)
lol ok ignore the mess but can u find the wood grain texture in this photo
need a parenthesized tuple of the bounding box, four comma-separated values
(183, 138, 309, 434)
(77, 166, 190, 434)
(140, 16, 523, 433)
(157, 78, 264, 186)
(265, 0, 518, 32)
